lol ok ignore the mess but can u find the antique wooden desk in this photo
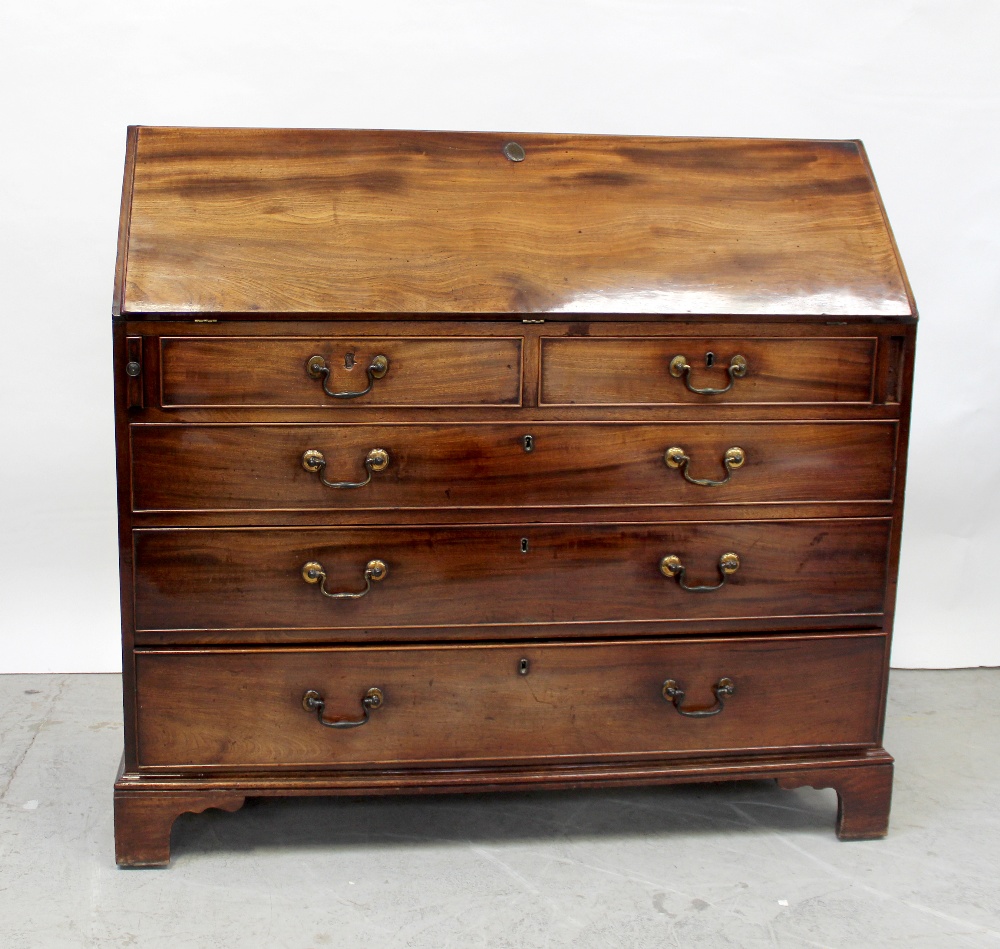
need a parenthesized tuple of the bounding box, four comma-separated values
(112, 128, 915, 866)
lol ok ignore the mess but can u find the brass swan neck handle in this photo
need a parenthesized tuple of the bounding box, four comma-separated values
(302, 559, 388, 599)
(307, 353, 388, 399)
(669, 354, 746, 395)
(662, 678, 735, 717)
(659, 552, 740, 592)
(665, 446, 745, 486)
(302, 448, 390, 489)
(302, 688, 384, 728)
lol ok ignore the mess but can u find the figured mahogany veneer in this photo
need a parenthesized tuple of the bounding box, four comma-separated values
(540, 337, 877, 405)
(113, 128, 916, 866)
(130, 421, 898, 511)
(133, 634, 885, 769)
(160, 336, 522, 407)
(117, 129, 911, 318)
(131, 519, 891, 637)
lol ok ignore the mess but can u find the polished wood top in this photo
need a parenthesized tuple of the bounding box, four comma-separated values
(116, 128, 914, 320)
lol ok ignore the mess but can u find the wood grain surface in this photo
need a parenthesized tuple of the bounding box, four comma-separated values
(159, 335, 522, 407)
(133, 634, 885, 769)
(112, 131, 914, 859)
(129, 421, 897, 511)
(119, 128, 913, 318)
(540, 336, 875, 405)
(132, 519, 891, 635)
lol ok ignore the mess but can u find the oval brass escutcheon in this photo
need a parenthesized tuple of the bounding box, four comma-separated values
(301, 449, 325, 473)
(659, 555, 683, 577)
(719, 552, 740, 574)
(366, 448, 390, 472)
(302, 561, 324, 583)
(503, 141, 526, 162)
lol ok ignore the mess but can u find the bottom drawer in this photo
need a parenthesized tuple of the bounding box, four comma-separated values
(134, 634, 885, 770)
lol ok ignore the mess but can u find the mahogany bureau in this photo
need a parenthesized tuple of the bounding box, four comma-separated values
(111, 128, 916, 866)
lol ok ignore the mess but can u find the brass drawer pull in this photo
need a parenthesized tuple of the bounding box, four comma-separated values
(301, 559, 388, 599)
(662, 677, 734, 718)
(669, 353, 746, 395)
(302, 687, 384, 728)
(665, 446, 745, 486)
(659, 552, 739, 592)
(301, 448, 390, 489)
(307, 353, 388, 398)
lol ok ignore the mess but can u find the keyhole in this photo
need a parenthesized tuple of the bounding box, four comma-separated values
(705, 352, 715, 367)
(518, 658, 529, 676)
(521, 538, 529, 554)
(344, 352, 355, 369)
(522, 434, 534, 452)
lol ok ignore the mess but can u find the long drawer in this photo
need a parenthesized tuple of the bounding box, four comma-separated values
(130, 421, 897, 511)
(159, 336, 522, 407)
(133, 519, 890, 635)
(133, 634, 886, 769)
(540, 336, 876, 405)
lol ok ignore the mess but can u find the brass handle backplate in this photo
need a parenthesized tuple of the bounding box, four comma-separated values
(669, 354, 746, 395)
(659, 552, 740, 592)
(302, 559, 388, 599)
(662, 677, 735, 718)
(302, 687, 384, 728)
(307, 354, 388, 399)
(302, 448, 390, 489)
(665, 446, 745, 486)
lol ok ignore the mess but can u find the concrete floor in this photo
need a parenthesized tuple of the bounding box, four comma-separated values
(0, 671, 997, 948)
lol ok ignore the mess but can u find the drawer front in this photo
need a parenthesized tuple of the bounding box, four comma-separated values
(159, 336, 522, 407)
(133, 519, 890, 634)
(130, 421, 897, 511)
(540, 337, 876, 405)
(134, 634, 885, 769)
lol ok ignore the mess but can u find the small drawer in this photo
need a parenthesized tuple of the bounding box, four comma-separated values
(133, 519, 891, 637)
(134, 633, 886, 769)
(540, 337, 876, 405)
(130, 420, 898, 511)
(159, 336, 522, 407)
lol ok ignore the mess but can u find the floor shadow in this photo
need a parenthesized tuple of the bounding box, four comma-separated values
(171, 779, 840, 861)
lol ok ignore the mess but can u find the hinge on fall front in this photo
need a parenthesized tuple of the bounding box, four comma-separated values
(522, 318, 545, 324)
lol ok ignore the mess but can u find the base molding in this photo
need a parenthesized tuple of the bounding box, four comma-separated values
(114, 749, 893, 866)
